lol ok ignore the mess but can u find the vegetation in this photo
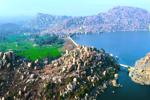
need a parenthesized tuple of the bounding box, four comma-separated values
(33, 34, 64, 46)
(0, 33, 64, 61)
(17, 46, 61, 61)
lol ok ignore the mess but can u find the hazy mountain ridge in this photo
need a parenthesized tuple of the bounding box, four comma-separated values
(26, 6, 150, 34)
(0, 23, 21, 35)
(1, 6, 150, 34)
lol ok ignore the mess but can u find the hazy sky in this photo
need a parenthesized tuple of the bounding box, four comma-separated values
(0, 0, 150, 17)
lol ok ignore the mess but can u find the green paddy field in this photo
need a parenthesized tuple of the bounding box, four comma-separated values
(0, 33, 63, 61)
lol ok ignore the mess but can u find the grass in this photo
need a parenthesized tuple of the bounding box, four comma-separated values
(17, 46, 61, 61)
(0, 41, 34, 51)
(0, 34, 63, 61)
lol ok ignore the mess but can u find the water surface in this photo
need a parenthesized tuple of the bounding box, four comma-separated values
(73, 32, 150, 100)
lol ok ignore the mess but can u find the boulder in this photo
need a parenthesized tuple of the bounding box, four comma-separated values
(67, 83, 74, 92)
(62, 66, 67, 72)
(20, 75, 24, 80)
(1, 97, 5, 100)
(30, 74, 35, 79)
(102, 71, 106, 76)
(2, 54, 7, 60)
(27, 62, 32, 68)
(114, 74, 119, 79)
(18, 90, 22, 96)
(34, 59, 39, 64)
(23, 86, 27, 92)
(73, 78, 77, 83)
(111, 79, 118, 87)
(6, 63, 11, 68)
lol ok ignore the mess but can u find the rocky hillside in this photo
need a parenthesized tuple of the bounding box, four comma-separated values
(129, 53, 150, 85)
(0, 46, 119, 99)
(24, 6, 150, 34)
(1, 6, 150, 35)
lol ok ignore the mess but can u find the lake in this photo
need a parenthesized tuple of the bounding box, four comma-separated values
(72, 32, 150, 100)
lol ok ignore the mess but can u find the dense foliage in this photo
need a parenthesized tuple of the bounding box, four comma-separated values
(33, 34, 64, 46)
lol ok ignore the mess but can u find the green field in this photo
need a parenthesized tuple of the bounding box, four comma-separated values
(17, 46, 61, 61)
(0, 34, 63, 61)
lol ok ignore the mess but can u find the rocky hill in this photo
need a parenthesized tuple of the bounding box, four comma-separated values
(129, 53, 150, 85)
(24, 6, 150, 34)
(1, 6, 149, 35)
(0, 46, 119, 99)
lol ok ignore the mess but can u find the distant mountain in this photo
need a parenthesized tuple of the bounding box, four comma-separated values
(24, 13, 71, 31)
(0, 23, 21, 34)
(0, 16, 33, 35)
(24, 6, 150, 34)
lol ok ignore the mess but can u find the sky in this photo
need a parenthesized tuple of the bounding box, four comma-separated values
(0, 0, 150, 17)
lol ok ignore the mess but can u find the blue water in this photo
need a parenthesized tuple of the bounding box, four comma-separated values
(73, 32, 150, 100)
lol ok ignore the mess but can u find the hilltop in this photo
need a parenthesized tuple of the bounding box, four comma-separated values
(0, 46, 119, 99)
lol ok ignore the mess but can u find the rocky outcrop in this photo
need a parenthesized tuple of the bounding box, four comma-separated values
(129, 53, 150, 85)
(0, 51, 16, 70)
(0, 51, 43, 99)
(0, 46, 119, 99)
(0, 51, 48, 70)
(40, 46, 119, 99)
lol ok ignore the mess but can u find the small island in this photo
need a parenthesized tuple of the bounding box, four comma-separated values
(129, 53, 150, 85)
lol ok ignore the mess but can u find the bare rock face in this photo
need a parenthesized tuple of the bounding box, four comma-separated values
(129, 53, 150, 85)
(27, 62, 32, 68)
(42, 46, 119, 99)
(0, 46, 119, 99)
(0, 51, 16, 70)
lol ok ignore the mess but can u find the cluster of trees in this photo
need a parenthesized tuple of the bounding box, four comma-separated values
(32, 34, 64, 46)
